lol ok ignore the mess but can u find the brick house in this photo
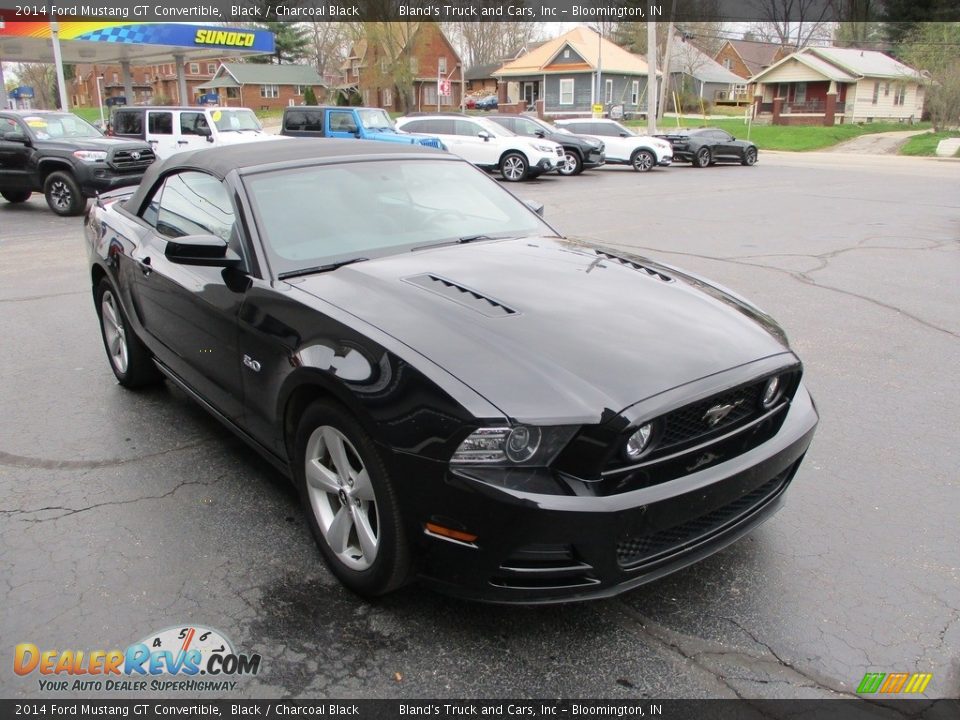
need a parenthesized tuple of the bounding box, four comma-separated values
(714, 39, 790, 81)
(73, 59, 231, 107)
(196, 63, 326, 110)
(750, 47, 926, 126)
(338, 23, 463, 112)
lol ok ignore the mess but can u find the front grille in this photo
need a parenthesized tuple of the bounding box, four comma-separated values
(109, 148, 156, 172)
(660, 382, 763, 449)
(616, 463, 795, 569)
(490, 544, 600, 591)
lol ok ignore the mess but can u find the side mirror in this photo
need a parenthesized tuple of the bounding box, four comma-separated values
(619, 131, 630, 137)
(2, 130, 29, 145)
(524, 200, 545, 218)
(534, 130, 545, 138)
(197, 125, 212, 137)
(164, 234, 242, 268)
(478, 131, 491, 142)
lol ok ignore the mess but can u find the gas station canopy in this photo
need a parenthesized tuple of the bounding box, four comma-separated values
(0, 22, 274, 64)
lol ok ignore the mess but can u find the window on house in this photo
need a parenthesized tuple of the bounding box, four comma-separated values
(410, 58, 419, 74)
(207, 63, 216, 74)
(631, 80, 639, 105)
(872, 81, 879, 104)
(261, 84, 279, 99)
(894, 84, 907, 106)
(733, 84, 747, 96)
(352, 61, 359, 77)
(189, 63, 200, 75)
(605, 79, 613, 104)
(226, 87, 239, 99)
(383, 87, 393, 106)
(723, 58, 732, 70)
(363, 89, 371, 105)
(559, 78, 574, 105)
(423, 84, 437, 105)
(112, 73, 118, 84)
(795, 82, 807, 103)
(563, 49, 570, 59)
(294, 86, 303, 96)
(439, 57, 447, 74)
(884, 82, 890, 96)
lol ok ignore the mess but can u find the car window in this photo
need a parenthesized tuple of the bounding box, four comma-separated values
(454, 119, 482, 137)
(328, 111, 358, 133)
(425, 119, 455, 135)
(285, 110, 323, 132)
(20, 113, 100, 139)
(180, 112, 209, 136)
(244, 159, 553, 276)
(587, 123, 617, 137)
(515, 118, 542, 136)
(113, 111, 143, 136)
(492, 117, 515, 132)
(713, 130, 734, 141)
(0, 117, 18, 135)
(147, 171, 237, 244)
(148, 112, 173, 135)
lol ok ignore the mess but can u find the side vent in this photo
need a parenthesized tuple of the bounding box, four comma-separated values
(404, 274, 517, 318)
(595, 249, 674, 282)
(489, 544, 600, 591)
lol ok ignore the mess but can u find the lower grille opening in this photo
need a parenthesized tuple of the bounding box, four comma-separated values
(490, 544, 600, 591)
(616, 462, 798, 569)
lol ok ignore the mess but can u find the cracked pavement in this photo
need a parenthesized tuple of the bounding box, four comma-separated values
(1, 151, 958, 700)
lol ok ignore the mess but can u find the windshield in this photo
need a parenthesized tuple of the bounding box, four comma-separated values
(23, 113, 101, 140)
(211, 109, 262, 132)
(244, 159, 553, 277)
(358, 108, 394, 131)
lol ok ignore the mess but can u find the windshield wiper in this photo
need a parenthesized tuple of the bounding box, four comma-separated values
(278, 257, 369, 280)
(458, 234, 498, 243)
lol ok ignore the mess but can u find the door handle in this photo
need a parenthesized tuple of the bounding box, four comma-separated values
(177, 140, 188, 145)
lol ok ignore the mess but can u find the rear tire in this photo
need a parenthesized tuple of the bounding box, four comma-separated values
(1, 189, 31, 203)
(631, 149, 655, 172)
(44, 171, 85, 216)
(95, 278, 161, 388)
(693, 148, 711, 168)
(500, 152, 528, 182)
(294, 400, 410, 598)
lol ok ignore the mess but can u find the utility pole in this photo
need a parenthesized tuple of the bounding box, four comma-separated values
(50, 20, 70, 110)
(646, 21, 657, 134)
(657, 0, 678, 121)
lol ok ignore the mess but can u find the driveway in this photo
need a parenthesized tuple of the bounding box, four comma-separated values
(826, 129, 928, 154)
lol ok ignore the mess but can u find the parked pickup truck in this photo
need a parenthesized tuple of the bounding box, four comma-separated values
(281, 106, 445, 149)
(0, 110, 155, 216)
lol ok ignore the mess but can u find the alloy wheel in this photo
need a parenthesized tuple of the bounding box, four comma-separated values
(100, 290, 129, 375)
(304, 425, 380, 571)
(633, 151, 654, 172)
(50, 180, 72, 210)
(503, 156, 525, 181)
(559, 152, 579, 175)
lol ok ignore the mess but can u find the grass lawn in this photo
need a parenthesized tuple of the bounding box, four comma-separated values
(626, 117, 931, 152)
(898, 130, 960, 157)
(71, 107, 107, 124)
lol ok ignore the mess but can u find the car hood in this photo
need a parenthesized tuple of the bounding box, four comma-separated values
(290, 238, 791, 424)
(40, 137, 150, 152)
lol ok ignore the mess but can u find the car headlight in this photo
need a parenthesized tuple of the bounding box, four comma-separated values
(761, 376, 783, 409)
(450, 426, 577, 466)
(73, 150, 107, 163)
(623, 423, 654, 461)
(584, 139, 601, 148)
(533, 144, 556, 153)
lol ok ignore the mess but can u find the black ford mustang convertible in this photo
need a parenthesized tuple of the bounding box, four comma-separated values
(85, 140, 817, 603)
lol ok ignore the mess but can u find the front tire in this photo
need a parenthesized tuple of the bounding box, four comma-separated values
(558, 150, 582, 176)
(294, 401, 410, 597)
(693, 148, 712, 168)
(741, 147, 758, 166)
(44, 171, 85, 216)
(500, 152, 528, 182)
(95, 278, 160, 388)
(631, 149, 655, 172)
(1, 189, 31, 203)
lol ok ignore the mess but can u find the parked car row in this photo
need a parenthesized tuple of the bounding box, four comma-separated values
(0, 103, 760, 216)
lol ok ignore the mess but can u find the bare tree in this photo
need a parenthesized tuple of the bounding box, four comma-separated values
(749, 0, 835, 48)
(13, 63, 57, 109)
(897, 22, 960, 131)
(306, 22, 351, 82)
(442, 21, 543, 68)
(363, 23, 420, 112)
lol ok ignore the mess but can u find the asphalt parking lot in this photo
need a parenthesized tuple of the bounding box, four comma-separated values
(1, 150, 958, 700)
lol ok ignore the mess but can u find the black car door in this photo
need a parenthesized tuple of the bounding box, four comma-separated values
(710, 130, 737, 160)
(129, 170, 246, 421)
(0, 116, 36, 190)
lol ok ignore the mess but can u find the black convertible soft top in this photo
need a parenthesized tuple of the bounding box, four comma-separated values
(124, 138, 448, 214)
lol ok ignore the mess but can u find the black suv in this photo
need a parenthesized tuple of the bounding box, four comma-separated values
(486, 114, 605, 176)
(0, 110, 155, 216)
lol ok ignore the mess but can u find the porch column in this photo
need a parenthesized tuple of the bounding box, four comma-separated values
(824, 80, 837, 127)
(497, 80, 507, 105)
(772, 96, 783, 125)
(753, 85, 763, 118)
(121, 60, 134, 103)
(174, 54, 188, 105)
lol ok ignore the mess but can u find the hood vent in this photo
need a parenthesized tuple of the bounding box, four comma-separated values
(596, 250, 674, 283)
(404, 274, 517, 318)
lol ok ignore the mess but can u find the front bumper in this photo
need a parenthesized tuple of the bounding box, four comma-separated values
(391, 383, 818, 604)
(533, 156, 560, 173)
(584, 149, 606, 168)
(658, 154, 673, 166)
(78, 167, 150, 197)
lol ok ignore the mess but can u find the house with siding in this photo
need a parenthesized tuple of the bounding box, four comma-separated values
(493, 26, 651, 117)
(714, 39, 789, 80)
(666, 39, 746, 105)
(196, 63, 325, 111)
(750, 47, 926, 126)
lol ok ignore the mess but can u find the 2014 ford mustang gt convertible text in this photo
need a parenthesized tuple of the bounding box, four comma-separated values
(85, 139, 818, 603)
